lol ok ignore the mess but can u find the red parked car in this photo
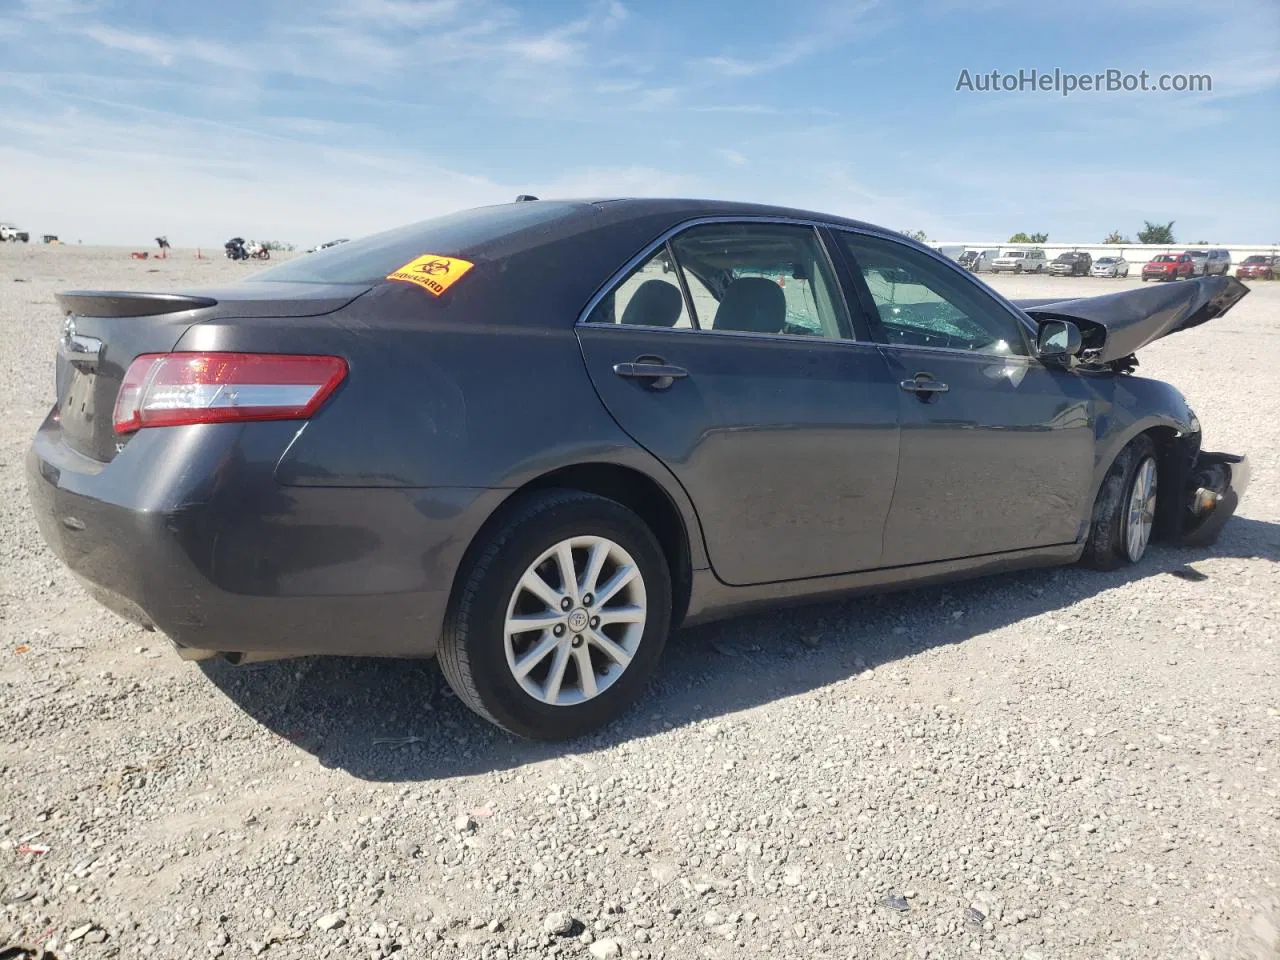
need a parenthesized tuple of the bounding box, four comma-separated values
(1236, 255, 1277, 281)
(1141, 253, 1195, 282)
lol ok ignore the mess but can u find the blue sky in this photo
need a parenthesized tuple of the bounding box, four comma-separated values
(1, 0, 1277, 246)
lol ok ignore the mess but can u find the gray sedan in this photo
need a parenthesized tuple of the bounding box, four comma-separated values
(26, 199, 1251, 739)
(1091, 255, 1131, 278)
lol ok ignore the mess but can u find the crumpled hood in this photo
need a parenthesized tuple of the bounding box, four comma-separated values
(1011, 275, 1249, 363)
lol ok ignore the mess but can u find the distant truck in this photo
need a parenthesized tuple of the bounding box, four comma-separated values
(1, 223, 30, 242)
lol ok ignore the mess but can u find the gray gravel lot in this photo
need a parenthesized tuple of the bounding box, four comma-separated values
(1, 244, 1277, 959)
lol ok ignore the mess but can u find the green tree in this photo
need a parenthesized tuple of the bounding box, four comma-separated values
(1103, 231, 1132, 244)
(1136, 221, 1176, 244)
(1008, 232, 1049, 243)
(901, 229, 928, 242)
(261, 240, 295, 252)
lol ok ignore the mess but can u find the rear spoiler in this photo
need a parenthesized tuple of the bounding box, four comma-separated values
(55, 291, 219, 318)
(1012, 275, 1249, 364)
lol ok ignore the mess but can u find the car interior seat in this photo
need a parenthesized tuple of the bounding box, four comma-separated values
(712, 277, 786, 334)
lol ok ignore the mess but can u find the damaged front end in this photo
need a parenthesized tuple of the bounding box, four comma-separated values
(1179, 450, 1250, 548)
(1015, 277, 1252, 548)
(1014, 274, 1250, 371)
(1159, 429, 1251, 549)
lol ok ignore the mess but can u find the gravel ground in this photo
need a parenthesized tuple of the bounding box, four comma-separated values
(1, 244, 1277, 960)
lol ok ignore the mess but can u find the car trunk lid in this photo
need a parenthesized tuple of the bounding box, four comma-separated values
(53, 283, 369, 462)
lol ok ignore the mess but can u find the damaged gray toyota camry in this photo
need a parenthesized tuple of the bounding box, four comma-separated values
(27, 199, 1251, 739)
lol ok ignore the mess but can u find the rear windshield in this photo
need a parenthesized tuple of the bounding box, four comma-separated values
(248, 202, 582, 285)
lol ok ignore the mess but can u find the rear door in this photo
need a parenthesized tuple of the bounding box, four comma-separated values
(575, 221, 900, 586)
(831, 230, 1095, 567)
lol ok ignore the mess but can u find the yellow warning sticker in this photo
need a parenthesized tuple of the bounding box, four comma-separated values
(386, 254, 475, 296)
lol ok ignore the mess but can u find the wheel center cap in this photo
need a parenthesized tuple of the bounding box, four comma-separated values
(567, 608, 589, 633)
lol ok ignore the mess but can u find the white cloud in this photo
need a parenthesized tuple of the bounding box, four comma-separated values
(74, 24, 247, 69)
(699, 0, 886, 77)
(0, 97, 697, 246)
(328, 0, 461, 26)
(716, 149, 747, 167)
(529, 165, 698, 200)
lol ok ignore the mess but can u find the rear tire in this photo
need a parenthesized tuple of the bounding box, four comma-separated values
(439, 489, 671, 740)
(1081, 434, 1159, 570)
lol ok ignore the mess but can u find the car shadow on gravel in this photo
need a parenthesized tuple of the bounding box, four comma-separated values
(200, 516, 1279, 782)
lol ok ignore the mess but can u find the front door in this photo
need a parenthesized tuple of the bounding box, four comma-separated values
(576, 222, 901, 586)
(832, 230, 1095, 567)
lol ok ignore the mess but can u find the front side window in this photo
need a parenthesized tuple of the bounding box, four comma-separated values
(837, 232, 1029, 356)
(668, 223, 850, 339)
(585, 246, 692, 329)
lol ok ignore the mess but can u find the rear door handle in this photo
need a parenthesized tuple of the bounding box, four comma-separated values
(613, 358, 688, 389)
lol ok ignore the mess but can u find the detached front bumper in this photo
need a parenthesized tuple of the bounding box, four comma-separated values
(1178, 451, 1250, 548)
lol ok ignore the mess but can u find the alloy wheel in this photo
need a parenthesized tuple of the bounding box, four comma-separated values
(1124, 456, 1158, 562)
(503, 536, 647, 706)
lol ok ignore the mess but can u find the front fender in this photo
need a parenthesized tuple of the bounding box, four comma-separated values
(1084, 374, 1197, 533)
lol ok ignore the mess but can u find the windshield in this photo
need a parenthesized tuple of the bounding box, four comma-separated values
(1096, 258, 1116, 265)
(248, 202, 582, 284)
(1243, 255, 1268, 264)
(1003, 252, 1025, 258)
(1153, 255, 1179, 263)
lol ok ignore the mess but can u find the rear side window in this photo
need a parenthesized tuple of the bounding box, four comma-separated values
(669, 223, 849, 339)
(585, 246, 693, 329)
(247, 203, 582, 285)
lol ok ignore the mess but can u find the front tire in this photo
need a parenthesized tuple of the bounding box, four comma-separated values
(439, 490, 671, 740)
(1081, 434, 1158, 570)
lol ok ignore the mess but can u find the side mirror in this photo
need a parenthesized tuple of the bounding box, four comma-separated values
(1036, 319, 1082, 365)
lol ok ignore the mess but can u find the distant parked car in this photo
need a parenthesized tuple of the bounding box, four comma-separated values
(958, 248, 998, 273)
(1091, 255, 1130, 278)
(42, 235, 61, 245)
(1182, 251, 1209, 276)
(1142, 254, 1195, 282)
(1, 223, 29, 242)
(990, 248, 1048, 274)
(1049, 251, 1093, 276)
(1236, 255, 1277, 281)
(1201, 249, 1231, 276)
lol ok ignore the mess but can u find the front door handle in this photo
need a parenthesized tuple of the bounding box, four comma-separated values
(900, 374, 949, 403)
(613, 358, 688, 389)
(899, 377, 949, 394)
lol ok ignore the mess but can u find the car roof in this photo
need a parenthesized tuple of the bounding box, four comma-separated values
(454, 197, 886, 253)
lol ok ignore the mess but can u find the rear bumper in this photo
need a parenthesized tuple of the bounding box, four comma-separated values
(26, 414, 504, 658)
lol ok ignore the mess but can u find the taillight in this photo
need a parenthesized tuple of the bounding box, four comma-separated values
(113, 352, 347, 435)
